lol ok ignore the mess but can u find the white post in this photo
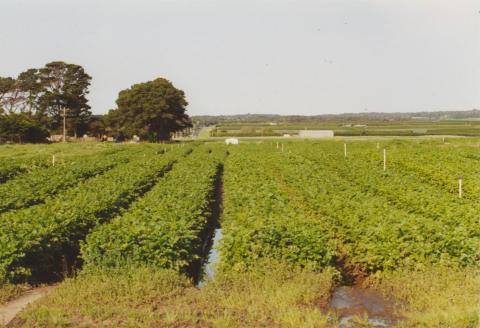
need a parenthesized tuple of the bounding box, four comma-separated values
(383, 148, 387, 171)
(344, 143, 347, 158)
(459, 177, 463, 198)
(276, 142, 279, 149)
(281, 143, 284, 152)
(442, 137, 445, 143)
(63, 107, 66, 143)
(52, 154, 55, 166)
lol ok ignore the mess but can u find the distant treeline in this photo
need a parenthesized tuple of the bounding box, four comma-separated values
(193, 110, 480, 126)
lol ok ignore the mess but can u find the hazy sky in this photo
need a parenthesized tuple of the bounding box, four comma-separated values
(0, 0, 479, 116)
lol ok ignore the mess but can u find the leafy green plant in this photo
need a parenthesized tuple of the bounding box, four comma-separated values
(82, 145, 226, 279)
(0, 145, 191, 283)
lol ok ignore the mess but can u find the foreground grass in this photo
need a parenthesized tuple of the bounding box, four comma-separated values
(9, 264, 479, 327)
(370, 266, 480, 327)
(13, 263, 336, 328)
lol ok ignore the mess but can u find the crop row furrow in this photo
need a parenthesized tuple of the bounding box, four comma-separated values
(350, 144, 480, 199)
(0, 146, 192, 283)
(297, 143, 477, 226)
(282, 144, 479, 271)
(81, 145, 226, 281)
(0, 148, 156, 213)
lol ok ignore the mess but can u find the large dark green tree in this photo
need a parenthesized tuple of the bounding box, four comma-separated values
(107, 78, 191, 141)
(37, 61, 92, 136)
(87, 115, 108, 138)
(0, 113, 48, 143)
(0, 61, 92, 142)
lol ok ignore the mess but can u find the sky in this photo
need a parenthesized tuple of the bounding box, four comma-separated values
(0, 0, 479, 116)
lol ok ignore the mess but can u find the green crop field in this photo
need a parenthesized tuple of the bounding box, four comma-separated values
(207, 120, 480, 138)
(0, 140, 478, 327)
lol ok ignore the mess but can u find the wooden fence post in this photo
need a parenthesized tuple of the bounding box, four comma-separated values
(459, 177, 463, 198)
(383, 149, 387, 171)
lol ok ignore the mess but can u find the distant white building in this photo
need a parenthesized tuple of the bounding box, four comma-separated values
(298, 130, 334, 138)
(225, 138, 239, 145)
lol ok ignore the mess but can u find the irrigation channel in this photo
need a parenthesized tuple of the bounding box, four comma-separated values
(195, 167, 398, 325)
(198, 231, 398, 326)
(196, 164, 224, 287)
(198, 228, 223, 287)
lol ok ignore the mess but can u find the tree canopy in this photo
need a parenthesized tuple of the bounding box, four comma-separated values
(0, 113, 48, 143)
(0, 67, 191, 143)
(107, 78, 191, 141)
(0, 61, 92, 142)
(37, 61, 92, 136)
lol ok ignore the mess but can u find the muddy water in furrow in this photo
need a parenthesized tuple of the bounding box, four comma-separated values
(330, 285, 397, 327)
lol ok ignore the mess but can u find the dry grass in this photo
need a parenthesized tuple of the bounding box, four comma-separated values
(10, 264, 479, 327)
(369, 266, 480, 328)
(14, 262, 336, 328)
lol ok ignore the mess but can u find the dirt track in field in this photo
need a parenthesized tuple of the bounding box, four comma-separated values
(0, 286, 55, 326)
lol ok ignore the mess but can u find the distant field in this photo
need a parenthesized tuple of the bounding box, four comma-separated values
(1, 139, 479, 327)
(209, 120, 480, 137)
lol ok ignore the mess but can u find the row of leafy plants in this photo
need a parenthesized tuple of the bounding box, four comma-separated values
(0, 157, 51, 183)
(0, 145, 192, 283)
(315, 141, 480, 232)
(0, 143, 132, 184)
(218, 144, 335, 273)
(81, 145, 226, 281)
(346, 141, 480, 200)
(0, 146, 160, 213)
(211, 141, 477, 276)
(282, 141, 479, 273)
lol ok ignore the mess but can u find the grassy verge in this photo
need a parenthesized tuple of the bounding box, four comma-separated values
(6, 265, 479, 327)
(369, 266, 480, 327)
(13, 262, 336, 328)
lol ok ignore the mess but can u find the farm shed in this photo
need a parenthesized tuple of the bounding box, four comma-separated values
(298, 130, 334, 138)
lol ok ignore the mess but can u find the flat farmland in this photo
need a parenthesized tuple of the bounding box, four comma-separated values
(209, 120, 480, 138)
(0, 140, 478, 328)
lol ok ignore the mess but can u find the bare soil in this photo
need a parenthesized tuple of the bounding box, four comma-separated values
(0, 286, 55, 326)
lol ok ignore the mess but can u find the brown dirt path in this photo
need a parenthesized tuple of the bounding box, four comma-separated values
(0, 286, 55, 326)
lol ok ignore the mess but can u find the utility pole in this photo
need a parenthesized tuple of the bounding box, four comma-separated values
(63, 107, 66, 142)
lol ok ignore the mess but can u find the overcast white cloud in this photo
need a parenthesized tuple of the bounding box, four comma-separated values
(0, 0, 479, 115)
